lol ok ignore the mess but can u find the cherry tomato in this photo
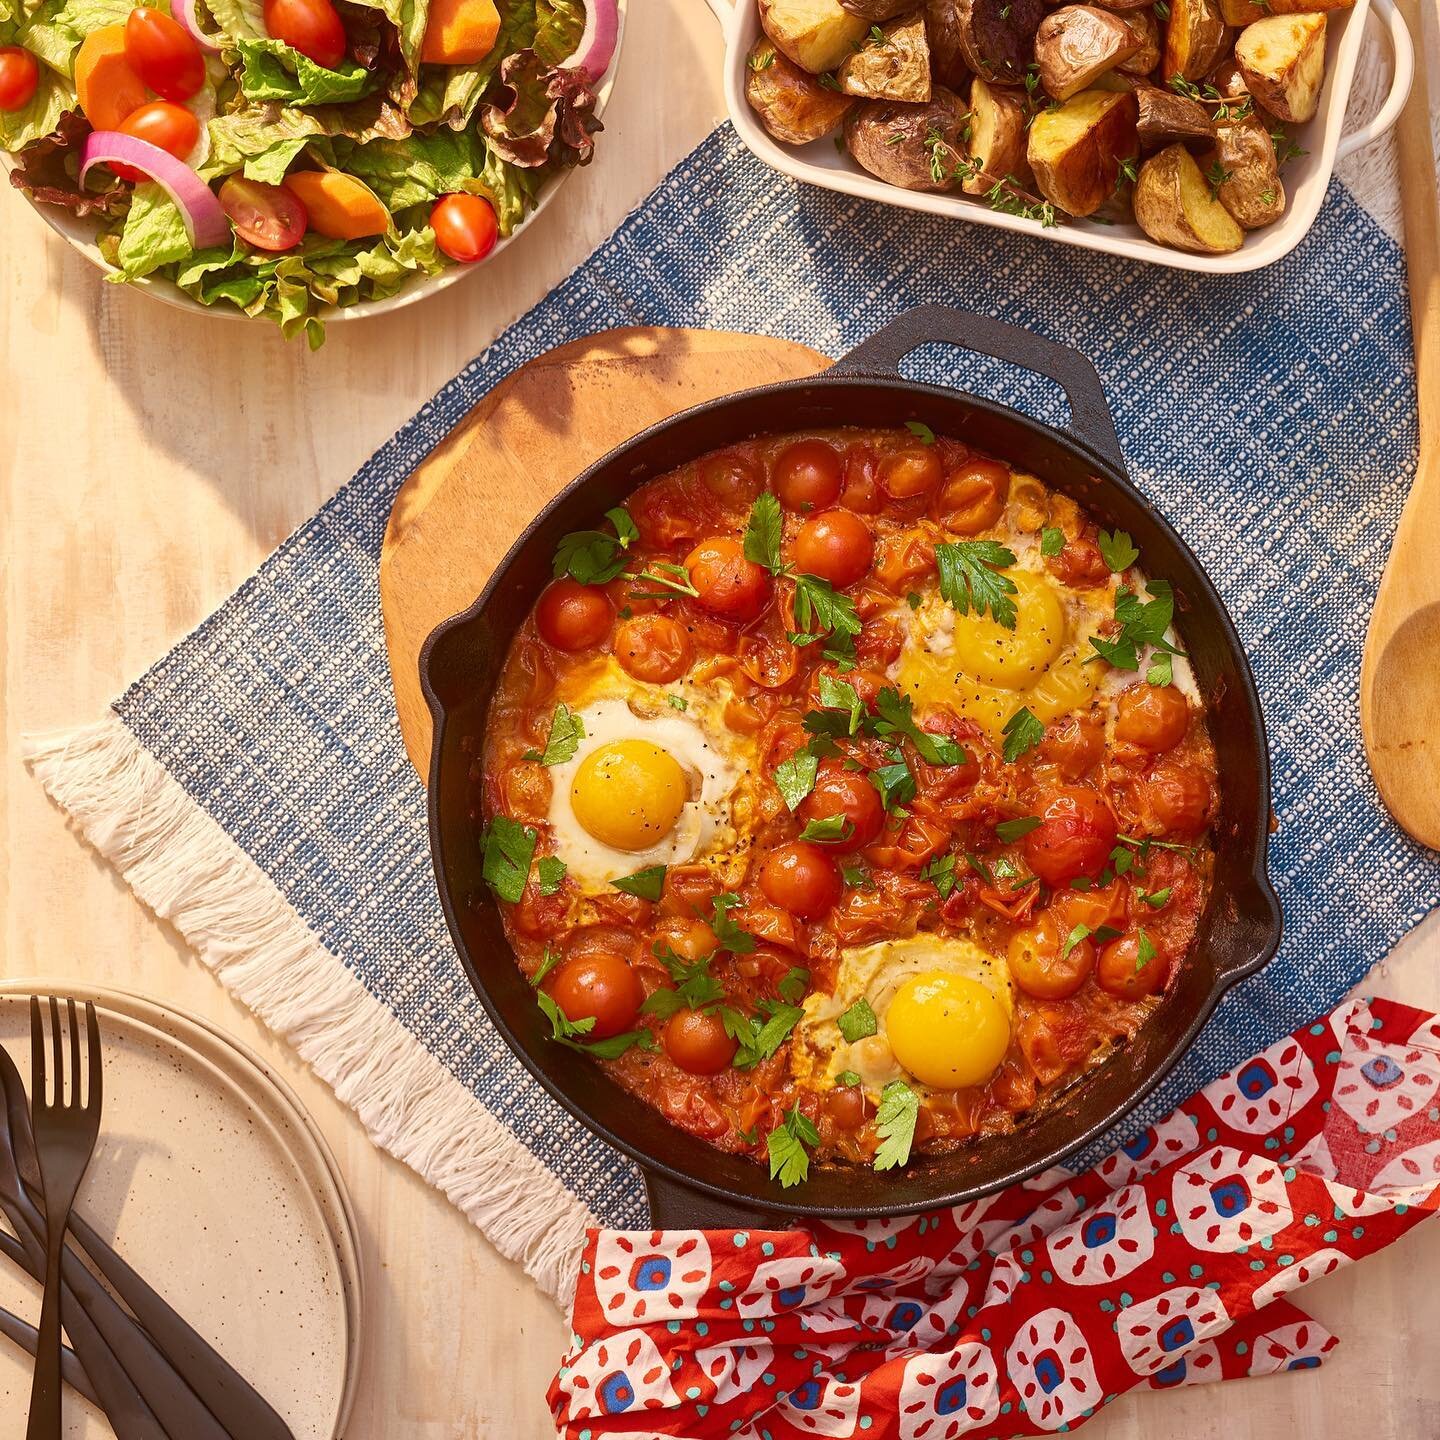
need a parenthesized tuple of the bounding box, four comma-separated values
(759, 840, 842, 919)
(697, 451, 763, 508)
(550, 953, 643, 1039)
(0, 47, 39, 112)
(662, 1008, 736, 1075)
(431, 192, 498, 263)
(1007, 910, 1095, 1000)
(1023, 785, 1118, 887)
(797, 762, 885, 853)
(263, 0, 346, 68)
(1115, 683, 1191, 753)
(684, 536, 770, 621)
(793, 509, 874, 589)
(878, 446, 942, 498)
(934, 458, 1009, 534)
(124, 8, 204, 102)
(650, 916, 718, 964)
(109, 101, 200, 181)
(613, 613, 691, 684)
(772, 439, 842, 511)
(1143, 761, 1212, 837)
(1096, 932, 1168, 999)
(218, 176, 308, 252)
(1037, 713, 1105, 781)
(535, 578, 612, 650)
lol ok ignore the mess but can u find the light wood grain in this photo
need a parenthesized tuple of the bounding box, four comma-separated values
(2, 1, 1439, 1436)
(381, 326, 827, 775)
(1359, 0, 1440, 851)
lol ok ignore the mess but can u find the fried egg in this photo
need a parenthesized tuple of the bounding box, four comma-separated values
(793, 936, 1014, 1095)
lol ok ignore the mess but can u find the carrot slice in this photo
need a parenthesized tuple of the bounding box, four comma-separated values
(282, 171, 390, 241)
(74, 25, 147, 133)
(420, 0, 501, 65)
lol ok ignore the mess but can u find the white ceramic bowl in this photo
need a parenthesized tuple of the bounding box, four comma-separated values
(1, 1, 626, 322)
(710, 0, 1412, 273)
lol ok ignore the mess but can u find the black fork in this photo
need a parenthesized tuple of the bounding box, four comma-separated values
(26, 997, 102, 1440)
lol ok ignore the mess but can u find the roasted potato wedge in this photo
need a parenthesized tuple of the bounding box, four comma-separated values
(1133, 141, 1243, 250)
(954, 0, 1046, 83)
(1219, 0, 1350, 24)
(759, 0, 870, 73)
(1211, 110, 1285, 226)
(1205, 54, 1250, 96)
(1035, 6, 1141, 100)
(745, 37, 857, 143)
(1117, 7, 1159, 74)
(963, 75, 1033, 194)
(1235, 12, 1327, 123)
(1161, 0, 1229, 83)
(839, 0, 918, 17)
(844, 86, 972, 189)
(924, 0, 972, 85)
(838, 11, 933, 100)
(1134, 82, 1214, 150)
(1027, 86, 1140, 215)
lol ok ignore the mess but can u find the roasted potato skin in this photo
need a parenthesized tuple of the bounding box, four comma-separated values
(1133, 140, 1244, 250)
(1027, 86, 1140, 215)
(924, 0, 973, 86)
(844, 86, 972, 190)
(1219, 0, 1350, 23)
(1134, 82, 1215, 150)
(1235, 12, 1326, 123)
(745, 37, 858, 144)
(963, 74, 1033, 194)
(1035, 5, 1141, 100)
(839, 0, 918, 17)
(759, 0, 871, 73)
(838, 12, 933, 100)
(1211, 110, 1285, 227)
(1161, 0, 1229, 83)
(954, 0, 1046, 83)
(1117, 7, 1160, 74)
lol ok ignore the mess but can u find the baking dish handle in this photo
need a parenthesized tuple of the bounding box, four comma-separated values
(643, 1167, 789, 1230)
(1336, 0, 1414, 161)
(831, 305, 1127, 476)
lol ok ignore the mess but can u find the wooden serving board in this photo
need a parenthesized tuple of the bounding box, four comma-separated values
(380, 326, 829, 778)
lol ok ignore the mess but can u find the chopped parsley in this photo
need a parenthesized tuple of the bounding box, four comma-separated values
(800, 814, 855, 844)
(778, 966, 811, 1004)
(643, 942, 726, 1013)
(743, 492, 785, 575)
(904, 420, 936, 445)
(481, 815, 537, 903)
(530, 946, 563, 986)
(775, 747, 820, 810)
(536, 993, 656, 1059)
(710, 893, 758, 954)
(1147, 652, 1174, 687)
(836, 1069, 863, 1088)
(1089, 581, 1184, 673)
(837, 997, 878, 1043)
(625, 560, 699, 600)
(536, 856, 567, 896)
(1062, 921, 1121, 958)
(994, 815, 1042, 843)
(922, 852, 958, 899)
(668, 694, 688, 710)
(1135, 929, 1158, 972)
(873, 1079, 920, 1170)
(935, 540, 1020, 630)
(612, 865, 667, 902)
(791, 573, 863, 661)
(841, 861, 874, 890)
(724, 1000, 805, 1069)
(871, 753, 916, 812)
(817, 672, 865, 733)
(552, 507, 638, 585)
(1097, 529, 1138, 572)
(1139, 886, 1173, 909)
(873, 688, 967, 766)
(906, 591, 923, 610)
(523, 702, 585, 766)
(768, 1104, 820, 1187)
(1040, 527, 1065, 557)
(1001, 706, 1045, 763)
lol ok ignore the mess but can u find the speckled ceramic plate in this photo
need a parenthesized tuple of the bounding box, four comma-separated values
(0, 982, 362, 1439)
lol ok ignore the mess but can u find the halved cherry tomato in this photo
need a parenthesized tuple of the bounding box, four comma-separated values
(550, 953, 643, 1039)
(685, 536, 770, 621)
(772, 440, 842, 511)
(263, 0, 346, 68)
(613, 613, 691, 683)
(697, 451, 763, 508)
(1115, 683, 1191, 753)
(218, 176, 308, 252)
(797, 762, 885, 853)
(431, 192, 498, 263)
(650, 917, 718, 965)
(1023, 785, 1118, 887)
(793, 509, 873, 589)
(663, 1008, 736, 1075)
(759, 840, 842, 919)
(933, 457, 1009, 533)
(878, 446, 942, 498)
(1142, 761, 1212, 837)
(124, 8, 204, 102)
(0, 47, 39, 112)
(1007, 911, 1095, 1000)
(535, 578, 612, 650)
(109, 101, 200, 181)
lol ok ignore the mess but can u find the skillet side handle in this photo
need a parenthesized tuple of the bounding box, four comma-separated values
(643, 1168, 792, 1231)
(831, 304, 1127, 476)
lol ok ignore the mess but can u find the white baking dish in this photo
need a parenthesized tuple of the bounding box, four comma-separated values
(708, 0, 1412, 273)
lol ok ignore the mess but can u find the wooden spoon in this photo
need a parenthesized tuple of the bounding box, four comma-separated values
(1360, 0, 1440, 850)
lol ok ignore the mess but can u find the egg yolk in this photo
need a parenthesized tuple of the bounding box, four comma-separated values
(570, 739, 688, 851)
(886, 972, 1011, 1089)
(950, 570, 1066, 688)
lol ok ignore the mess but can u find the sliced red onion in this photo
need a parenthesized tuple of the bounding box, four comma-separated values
(170, 0, 223, 52)
(80, 132, 231, 250)
(567, 0, 619, 80)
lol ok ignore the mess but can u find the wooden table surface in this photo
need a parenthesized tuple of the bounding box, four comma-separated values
(2, 3, 1439, 1435)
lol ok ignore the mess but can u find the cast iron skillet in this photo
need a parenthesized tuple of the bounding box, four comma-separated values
(421, 305, 1282, 1229)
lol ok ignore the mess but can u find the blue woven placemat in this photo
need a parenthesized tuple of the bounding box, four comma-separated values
(79, 124, 1440, 1240)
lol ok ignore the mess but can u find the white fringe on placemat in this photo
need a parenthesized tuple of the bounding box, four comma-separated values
(24, 717, 594, 1305)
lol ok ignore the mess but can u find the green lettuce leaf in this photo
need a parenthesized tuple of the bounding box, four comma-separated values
(235, 37, 376, 105)
(406, 0, 534, 127)
(201, 0, 264, 41)
(21, 0, 164, 77)
(113, 181, 193, 277)
(346, 0, 429, 73)
(533, 0, 582, 64)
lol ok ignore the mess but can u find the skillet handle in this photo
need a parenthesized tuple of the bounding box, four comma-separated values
(831, 305, 1127, 476)
(643, 1168, 790, 1231)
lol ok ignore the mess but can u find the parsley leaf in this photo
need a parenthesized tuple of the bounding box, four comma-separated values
(743, 492, 786, 575)
(906, 591, 923, 610)
(1140, 886, 1173, 909)
(1040, 527, 1064, 557)
(537, 990, 594, 1040)
(1147, 652, 1174, 687)
(1135, 928, 1157, 972)
(935, 541, 1020, 630)
(871, 755, 916, 811)
(536, 856, 567, 896)
(1089, 581, 1184, 672)
(791, 574, 863, 656)
(625, 560, 699, 599)
(531, 946, 563, 986)
(873, 1080, 920, 1170)
(872, 688, 966, 766)
(537, 992, 655, 1059)
(775, 748, 820, 810)
(1098, 529, 1139, 572)
(613, 865, 667, 901)
(904, 420, 936, 445)
(646, 942, 726, 1011)
(836, 1069, 862, 1087)
(724, 1000, 804, 1068)
(768, 1104, 820, 1187)
(523, 702, 585, 766)
(841, 861, 873, 889)
(817, 672, 865, 734)
(482, 815, 536, 903)
(837, 997, 878, 1043)
(994, 815, 1041, 843)
(1001, 707, 1045, 763)
(552, 507, 638, 585)
(922, 852, 957, 899)
(710, 893, 757, 954)
(778, 966, 811, 1004)
(668, 694, 688, 710)
(800, 814, 854, 844)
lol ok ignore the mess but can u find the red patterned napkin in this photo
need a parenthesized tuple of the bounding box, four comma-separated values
(551, 996, 1440, 1436)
